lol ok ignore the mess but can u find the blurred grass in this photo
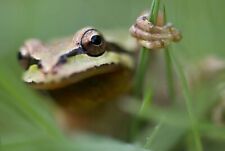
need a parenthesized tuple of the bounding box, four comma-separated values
(1, 0, 225, 151)
(134, 0, 160, 97)
(171, 50, 203, 151)
(131, 0, 159, 140)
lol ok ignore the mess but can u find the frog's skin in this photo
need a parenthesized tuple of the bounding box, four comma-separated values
(19, 27, 135, 113)
(18, 12, 181, 138)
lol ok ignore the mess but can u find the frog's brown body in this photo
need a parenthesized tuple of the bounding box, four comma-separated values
(18, 12, 181, 138)
(50, 65, 132, 113)
(53, 66, 133, 139)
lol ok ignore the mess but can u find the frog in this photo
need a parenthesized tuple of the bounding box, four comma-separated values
(18, 12, 181, 138)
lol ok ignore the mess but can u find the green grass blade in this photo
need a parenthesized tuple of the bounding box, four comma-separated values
(170, 51, 203, 151)
(163, 5, 175, 101)
(0, 64, 63, 139)
(131, 0, 161, 143)
(164, 48, 175, 101)
(134, 50, 150, 98)
(144, 120, 163, 149)
(139, 86, 153, 116)
(134, 0, 161, 98)
(130, 87, 153, 141)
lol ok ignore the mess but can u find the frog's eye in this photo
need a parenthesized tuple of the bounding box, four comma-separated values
(81, 29, 106, 57)
(17, 51, 41, 70)
(91, 35, 102, 45)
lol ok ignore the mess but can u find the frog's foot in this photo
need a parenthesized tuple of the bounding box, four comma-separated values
(129, 13, 182, 49)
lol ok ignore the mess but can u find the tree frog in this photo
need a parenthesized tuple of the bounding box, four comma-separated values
(18, 12, 181, 136)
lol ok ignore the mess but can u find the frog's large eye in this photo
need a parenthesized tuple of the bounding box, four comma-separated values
(17, 51, 41, 70)
(81, 29, 106, 57)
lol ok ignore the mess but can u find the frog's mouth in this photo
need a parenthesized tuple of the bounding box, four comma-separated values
(23, 52, 134, 90)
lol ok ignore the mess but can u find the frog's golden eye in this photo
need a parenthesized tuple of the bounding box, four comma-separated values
(81, 29, 106, 57)
(17, 52, 41, 70)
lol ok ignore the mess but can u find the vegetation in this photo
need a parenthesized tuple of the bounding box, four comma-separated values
(1, 0, 225, 151)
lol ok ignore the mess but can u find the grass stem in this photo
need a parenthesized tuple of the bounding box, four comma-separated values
(144, 120, 163, 149)
(131, 0, 160, 141)
(134, 0, 161, 98)
(163, 6, 176, 101)
(164, 48, 175, 101)
(171, 51, 203, 151)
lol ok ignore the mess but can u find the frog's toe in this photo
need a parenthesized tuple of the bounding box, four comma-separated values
(130, 23, 176, 50)
(138, 39, 170, 50)
(135, 14, 166, 33)
(130, 25, 174, 41)
(130, 12, 182, 49)
(167, 26, 182, 42)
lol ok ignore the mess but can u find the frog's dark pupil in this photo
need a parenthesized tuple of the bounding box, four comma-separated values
(91, 35, 102, 45)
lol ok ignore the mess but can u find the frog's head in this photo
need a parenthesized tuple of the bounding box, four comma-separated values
(18, 27, 134, 89)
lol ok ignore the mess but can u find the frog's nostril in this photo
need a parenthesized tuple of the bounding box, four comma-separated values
(17, 52, 23, 60)
(37, 62, 43, 69)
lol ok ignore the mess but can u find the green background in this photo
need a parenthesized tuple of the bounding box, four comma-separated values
(0, 0, 225, 151)
(1, 0, 225, 60)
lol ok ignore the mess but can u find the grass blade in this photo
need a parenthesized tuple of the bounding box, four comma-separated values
(131, 0, 161, 139)
(144, 120, 163, 149)
(134, 0, 161, 98)
(170, 51, 203, 151)
(163, 6, 176, 101)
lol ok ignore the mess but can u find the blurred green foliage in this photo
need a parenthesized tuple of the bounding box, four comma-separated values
(1, 0, 225, 151)
(1, 0, 225, 60)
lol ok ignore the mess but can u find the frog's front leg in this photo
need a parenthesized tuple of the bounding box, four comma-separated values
(129, 12, 182, 49)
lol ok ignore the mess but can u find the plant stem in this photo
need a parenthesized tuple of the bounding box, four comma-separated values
(171, 51, 203, 151)
(134, 0, 161, 98)
(163, 6, 175, 101)
(164, 48, 175, 101)
(139, 86, 153, 116)
(130, 86, 153, 141)
(144, 120, 163, 149)
(130, 0, 160, 141)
